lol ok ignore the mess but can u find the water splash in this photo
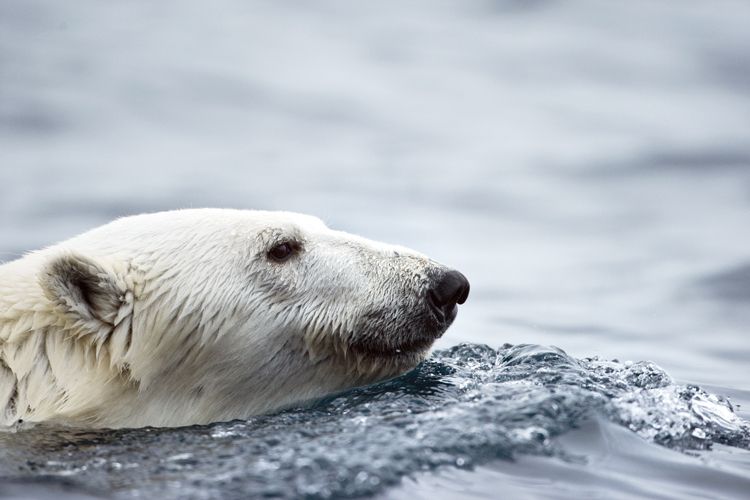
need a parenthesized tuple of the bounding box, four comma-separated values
(1, 343, 747, 499)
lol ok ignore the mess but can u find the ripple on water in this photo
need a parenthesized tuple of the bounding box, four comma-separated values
(698, 262, 750, 303)
(0, 343, 747, 499)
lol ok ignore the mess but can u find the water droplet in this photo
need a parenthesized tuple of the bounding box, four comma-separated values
(692, 428, 707, 439)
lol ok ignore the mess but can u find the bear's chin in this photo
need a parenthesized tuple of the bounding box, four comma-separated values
(347, 335, 438, 359)
(347, 308, 455, 368)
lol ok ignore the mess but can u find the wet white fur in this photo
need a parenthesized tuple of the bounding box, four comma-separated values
(0, 209, 448, 428)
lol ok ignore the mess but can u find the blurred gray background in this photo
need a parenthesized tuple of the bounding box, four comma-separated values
(1, 0, 749, 388)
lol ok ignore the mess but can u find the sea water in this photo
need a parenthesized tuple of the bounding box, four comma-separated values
(1, 0, 749, 498)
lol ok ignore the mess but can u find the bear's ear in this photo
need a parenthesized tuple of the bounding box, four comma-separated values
(39, 252, 124, 326)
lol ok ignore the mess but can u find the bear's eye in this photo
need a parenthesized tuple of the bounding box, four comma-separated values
(267, 242, 297, 262)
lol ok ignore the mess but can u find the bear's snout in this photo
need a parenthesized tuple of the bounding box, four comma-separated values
(426, 270, 470, 323)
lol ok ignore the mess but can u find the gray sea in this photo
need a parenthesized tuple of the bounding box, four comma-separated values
(1, 0, 749, 498)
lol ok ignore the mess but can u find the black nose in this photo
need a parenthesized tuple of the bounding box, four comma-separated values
(427, 270, 470, 321)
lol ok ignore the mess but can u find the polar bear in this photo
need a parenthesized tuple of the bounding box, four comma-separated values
(0, 209, 469, 428)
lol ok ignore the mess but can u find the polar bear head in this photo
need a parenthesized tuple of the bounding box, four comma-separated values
(30, 209, 469, 426)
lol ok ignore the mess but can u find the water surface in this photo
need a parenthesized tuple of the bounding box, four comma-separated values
(1, 0, 749, 498)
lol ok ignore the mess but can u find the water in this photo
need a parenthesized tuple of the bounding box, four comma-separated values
(1, 344, 748, 499)
(1, 0, 750, 498)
